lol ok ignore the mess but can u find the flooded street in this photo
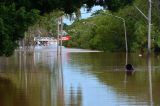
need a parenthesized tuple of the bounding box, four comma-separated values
(0, 47, 160, 106)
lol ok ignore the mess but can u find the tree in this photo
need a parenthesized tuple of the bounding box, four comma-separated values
(0, 0, 134, 56)
(23, 10, 64, 50)
(0, 4, 39, 56)
(65, 0, 160, 53)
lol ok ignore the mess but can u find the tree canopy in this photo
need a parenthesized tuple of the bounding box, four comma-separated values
(1, 0, 133, 14)
(64, 0, 160, 53)
(0, 4, 39, 56)
(0, 0, 133, 56)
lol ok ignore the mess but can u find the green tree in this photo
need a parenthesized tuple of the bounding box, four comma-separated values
(0, 0, 134, 56)
(65, 0, 160, 53)
(0, 4, 39, 56)
(24, 10, 64, 48)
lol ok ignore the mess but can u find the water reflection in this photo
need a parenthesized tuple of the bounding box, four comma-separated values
(56, 55, 64, 106)
(67, 85, 82, 106)
(0, 50, 65, 106)
(147, 54, 153, 106)
(1, 50, 160, 106)
(0, 76, 28, 106)
(65, 52, 160, 105)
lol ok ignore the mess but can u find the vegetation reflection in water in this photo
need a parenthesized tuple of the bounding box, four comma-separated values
(0, 50, 160, 106)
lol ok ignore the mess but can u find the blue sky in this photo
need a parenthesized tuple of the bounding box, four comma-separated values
(64, 6, 103, 25)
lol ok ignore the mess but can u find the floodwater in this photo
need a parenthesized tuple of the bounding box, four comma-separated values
(0, 47, 160, 106)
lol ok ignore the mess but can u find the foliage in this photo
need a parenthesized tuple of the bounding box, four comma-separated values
(0, 4, 39, 56)
(23, 10, 64, 47)
(0, 0, 134, 14)
(0, 0, 134, 56)
(65, 0, 160, 53)
(65, 14, 126, 51)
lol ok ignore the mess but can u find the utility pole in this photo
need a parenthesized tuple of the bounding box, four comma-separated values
(148, 1, 153, 105)
(134, 2, 152, 56)
(123, 20, 128, 65)
(60, 16, 63, 55)
(134, 3, 153, 105)
(123, 20, 128, 55)
(57, 17, 60, 55)
(148, 0, 152, 56)
(104, 13, 128, 64)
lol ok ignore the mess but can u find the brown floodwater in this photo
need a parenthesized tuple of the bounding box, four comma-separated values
(0, 47, 160, 106)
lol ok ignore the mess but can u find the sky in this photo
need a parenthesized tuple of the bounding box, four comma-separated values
(64, 6, 103, 25)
